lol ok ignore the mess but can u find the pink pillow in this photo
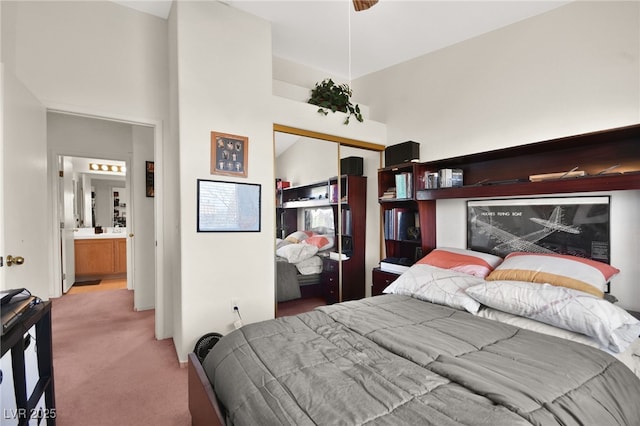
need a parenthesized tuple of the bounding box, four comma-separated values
(302, 235, 335, 251)
(417, 247, 503, 278)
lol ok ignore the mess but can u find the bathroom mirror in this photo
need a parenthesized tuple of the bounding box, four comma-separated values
(67, 156, 127, 228)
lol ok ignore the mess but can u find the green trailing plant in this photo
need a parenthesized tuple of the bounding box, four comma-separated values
(308, 78, 364, 125)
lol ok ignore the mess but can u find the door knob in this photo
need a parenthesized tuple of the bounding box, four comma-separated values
(6, 255, 25, 266)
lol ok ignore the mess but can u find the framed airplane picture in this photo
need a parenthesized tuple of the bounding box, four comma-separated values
(466, 196, 611, 263)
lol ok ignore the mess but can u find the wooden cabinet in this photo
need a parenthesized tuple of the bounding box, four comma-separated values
(115, 239, 127, 274)
(75, 238, 126, 278)
(372, 268, 400, 296)
(322, 258, 339, 304)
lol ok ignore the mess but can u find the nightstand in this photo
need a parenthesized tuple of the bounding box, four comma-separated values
(372, 267, 401, 296)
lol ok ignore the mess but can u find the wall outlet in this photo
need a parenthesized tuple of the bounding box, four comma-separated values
(231, 298, 240, 313)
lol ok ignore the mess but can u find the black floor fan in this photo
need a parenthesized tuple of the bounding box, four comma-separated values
(193, 332, 224, 363)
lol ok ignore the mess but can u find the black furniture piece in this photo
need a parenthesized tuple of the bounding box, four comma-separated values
(1, 301, 56, 425)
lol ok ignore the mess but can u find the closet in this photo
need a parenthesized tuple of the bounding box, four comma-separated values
(274, 126, 384, 308)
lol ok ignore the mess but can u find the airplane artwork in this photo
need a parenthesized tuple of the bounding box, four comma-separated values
(473, 206, 581, 254)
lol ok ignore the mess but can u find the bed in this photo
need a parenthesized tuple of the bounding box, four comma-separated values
(189, 248, 640, 425)
(275, 230, 335, 302)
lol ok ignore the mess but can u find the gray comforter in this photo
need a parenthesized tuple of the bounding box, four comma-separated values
(203, 295, 640, 425)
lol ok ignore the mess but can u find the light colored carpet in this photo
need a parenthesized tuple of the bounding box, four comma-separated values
(51, 289, 189, 425)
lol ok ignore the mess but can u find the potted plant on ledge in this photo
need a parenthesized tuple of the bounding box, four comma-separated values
(308, 78, 364, 125)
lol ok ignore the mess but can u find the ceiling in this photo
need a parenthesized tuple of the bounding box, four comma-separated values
(113, 0, 571, 80)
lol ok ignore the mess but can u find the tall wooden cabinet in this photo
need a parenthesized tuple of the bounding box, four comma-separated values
(276, 175, 367, 303)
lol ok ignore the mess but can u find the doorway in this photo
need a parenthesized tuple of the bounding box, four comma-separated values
(48, 111, 158, 318)
(58, 154, 128, 294)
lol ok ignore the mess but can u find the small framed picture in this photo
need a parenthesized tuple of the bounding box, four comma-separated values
(210, 131, 248, 178)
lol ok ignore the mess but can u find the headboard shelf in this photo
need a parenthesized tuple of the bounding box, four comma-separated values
(416, 171, 640, 200)
(407, 123, 640, 254)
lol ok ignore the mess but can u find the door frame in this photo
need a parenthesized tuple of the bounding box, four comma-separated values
(46, 106, 166, 339)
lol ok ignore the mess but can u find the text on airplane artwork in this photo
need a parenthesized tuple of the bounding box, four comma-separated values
(481, 211, 523, 217)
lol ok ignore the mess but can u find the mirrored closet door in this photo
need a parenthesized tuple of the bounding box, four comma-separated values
(274, 126, 383, 314)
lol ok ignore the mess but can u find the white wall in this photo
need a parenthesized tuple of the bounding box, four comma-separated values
(172, 1, 274, 361)
(355, 1, 640, 310)
(356, 1, 639, 157)
(3, 1, 174, 336)
(3, 1, 168, 122)
(276, 137, 339, 186)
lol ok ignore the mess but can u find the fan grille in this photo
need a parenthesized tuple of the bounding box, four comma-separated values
(194, 332, 224, 363)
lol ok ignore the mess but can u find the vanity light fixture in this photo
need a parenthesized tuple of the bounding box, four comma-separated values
(89, 162, 126, 174)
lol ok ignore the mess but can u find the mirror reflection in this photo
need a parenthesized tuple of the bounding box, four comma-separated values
(274, 129, 382, 317)
(67, 156, 127, 228)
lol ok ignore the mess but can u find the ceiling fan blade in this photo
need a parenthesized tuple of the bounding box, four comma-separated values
(353, 0, 378, 12)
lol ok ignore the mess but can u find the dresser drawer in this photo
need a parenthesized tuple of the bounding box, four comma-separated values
(372, 268, 400, 296)
(323, 258, 339, 304)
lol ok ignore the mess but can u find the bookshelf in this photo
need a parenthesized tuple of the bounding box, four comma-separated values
(378, 164, 429, 265)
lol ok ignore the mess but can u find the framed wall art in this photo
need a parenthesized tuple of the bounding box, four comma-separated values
(146, 161, 154, 197)
(467, 196, 611, 263)
(197, 179, 261, 232)
(210, 131, 248, 177)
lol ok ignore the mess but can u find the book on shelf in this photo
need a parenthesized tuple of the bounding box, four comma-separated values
(384, 207, 417, 241)
(394, 172, 412, 199)
(379, 187, 396, 200)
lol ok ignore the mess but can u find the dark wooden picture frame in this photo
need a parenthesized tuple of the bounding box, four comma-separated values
(146, 161, 154, 197)
(210, 131, 248, 178)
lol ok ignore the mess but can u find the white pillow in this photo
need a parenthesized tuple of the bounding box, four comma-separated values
(276, 243, 318, 263)
(383, 264, 486, 313)
(465, 280, 640, 353)
(295, 255, 323, 275)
